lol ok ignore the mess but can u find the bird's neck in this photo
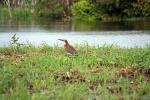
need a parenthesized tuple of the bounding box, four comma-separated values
(65, 41, 69, 45)
(64, 42, 69, 47)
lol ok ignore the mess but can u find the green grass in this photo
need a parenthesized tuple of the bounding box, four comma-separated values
(0, 44, 150, 100)
(0, 6, 33, 20)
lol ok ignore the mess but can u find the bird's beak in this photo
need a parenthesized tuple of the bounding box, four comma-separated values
(58, 39, 65, 42)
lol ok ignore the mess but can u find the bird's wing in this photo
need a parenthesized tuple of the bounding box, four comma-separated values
(66, 45, 76, 54)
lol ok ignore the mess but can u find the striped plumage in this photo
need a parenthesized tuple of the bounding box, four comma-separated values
(58, 39, 76, 55)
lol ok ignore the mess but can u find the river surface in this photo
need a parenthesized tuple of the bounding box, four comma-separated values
(0, 19, 150, 48)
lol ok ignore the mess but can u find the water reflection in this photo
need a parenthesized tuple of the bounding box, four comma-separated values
(0, 19, 150, 32)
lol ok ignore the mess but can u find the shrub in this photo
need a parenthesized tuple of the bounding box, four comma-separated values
(71, 0, 100, 21)
(36, 0, 63, 19)
(131, 1, 150, 17)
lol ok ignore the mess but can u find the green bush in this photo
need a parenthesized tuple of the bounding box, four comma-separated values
(95, 0, 150, 19)
(71, 0, 100, 21)
(131, 1, 150, 17)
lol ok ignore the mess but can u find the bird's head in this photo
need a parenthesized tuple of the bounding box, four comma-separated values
(58, 39, 68, 44)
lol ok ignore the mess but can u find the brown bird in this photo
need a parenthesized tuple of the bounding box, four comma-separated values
(58, 39, 77, 55)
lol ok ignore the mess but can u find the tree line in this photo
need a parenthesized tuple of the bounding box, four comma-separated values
(0, 0, 150, 21)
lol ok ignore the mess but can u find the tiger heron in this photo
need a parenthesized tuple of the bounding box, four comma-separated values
(58, 39, 76, 55)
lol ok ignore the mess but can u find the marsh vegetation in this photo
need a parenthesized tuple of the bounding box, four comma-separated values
(0, 39, 150, 99)
(0, 0, 150, 21)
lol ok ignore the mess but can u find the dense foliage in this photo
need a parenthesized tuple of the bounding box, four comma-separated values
(0, 0, 150, 20)
(94, 0, 150, 18)
(35, 0, 63, 19)
(71, 0, 100, 21)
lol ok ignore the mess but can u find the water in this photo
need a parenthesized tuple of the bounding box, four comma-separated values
(0, 19, 150, 48)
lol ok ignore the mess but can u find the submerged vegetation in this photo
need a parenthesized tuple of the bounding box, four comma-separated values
(0, 41, 150, 99)
(0, 0, 150, 21)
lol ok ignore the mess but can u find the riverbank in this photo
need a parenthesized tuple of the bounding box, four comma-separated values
(0, 45, 150, 99)
(0, 6, 150, 22)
